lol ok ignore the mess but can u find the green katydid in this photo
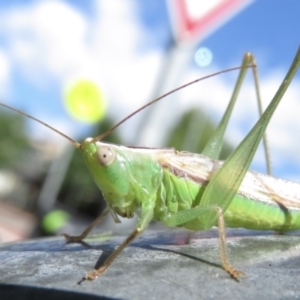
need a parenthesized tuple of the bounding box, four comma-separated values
(1, 46, 300, 282)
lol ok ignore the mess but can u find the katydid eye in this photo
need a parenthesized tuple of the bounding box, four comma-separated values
(97, 146, 115, 166)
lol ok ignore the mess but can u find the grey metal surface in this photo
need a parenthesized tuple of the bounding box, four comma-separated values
(1, 229, 300, 299)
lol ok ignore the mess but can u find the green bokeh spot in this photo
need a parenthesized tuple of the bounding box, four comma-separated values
(65, 79, 107, 123)
(42, 210, 70, 234)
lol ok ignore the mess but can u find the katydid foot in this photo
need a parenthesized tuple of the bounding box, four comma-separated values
(85, 266, 107, 280)
(61, 233, 85, 243)
(225, 265, 245, 281)
(62, 207, 111, 243)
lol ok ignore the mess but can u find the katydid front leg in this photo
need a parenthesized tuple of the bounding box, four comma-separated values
(85, 202, 154, 280)
(85, 228, 140, 280)
(62, 206, 110, 242)
(163, 205, 243, 280)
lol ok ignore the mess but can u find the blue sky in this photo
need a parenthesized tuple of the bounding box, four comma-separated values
(0, 0, 299, 182)
(203, 0, 300, 70)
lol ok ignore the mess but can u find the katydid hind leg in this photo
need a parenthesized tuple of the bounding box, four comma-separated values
(202, 53, 255, 160)
(202, 52, 272, 175)
(251, 56, 272, 175)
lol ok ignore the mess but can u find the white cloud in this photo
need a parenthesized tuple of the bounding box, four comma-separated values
(0, 0, 162, 140)
(2, 1, 91, 85)
(0, 49, 10, 97)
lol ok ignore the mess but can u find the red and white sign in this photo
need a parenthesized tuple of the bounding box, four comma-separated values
(168, 0, 253, 43)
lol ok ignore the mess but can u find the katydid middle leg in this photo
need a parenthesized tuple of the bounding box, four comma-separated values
(163, 205, 243, 279)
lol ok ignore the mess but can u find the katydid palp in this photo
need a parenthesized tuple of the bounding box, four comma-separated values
(1, 47, 300, 281)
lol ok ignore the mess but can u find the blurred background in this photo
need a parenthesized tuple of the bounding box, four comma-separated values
(0, 0, 299, 242)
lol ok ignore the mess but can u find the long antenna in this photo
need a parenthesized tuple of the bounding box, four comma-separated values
(0, 66, 249, 147)
(92, 65, 249, 142)
(0, 103, 81, 149)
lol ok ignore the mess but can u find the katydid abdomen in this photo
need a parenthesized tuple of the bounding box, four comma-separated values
(225, 173, 300, 231)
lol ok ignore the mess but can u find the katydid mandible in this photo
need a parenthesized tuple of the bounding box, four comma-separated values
(1, 47, 300, 281)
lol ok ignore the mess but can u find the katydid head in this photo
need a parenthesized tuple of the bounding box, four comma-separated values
(81, 138, 137, 218)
